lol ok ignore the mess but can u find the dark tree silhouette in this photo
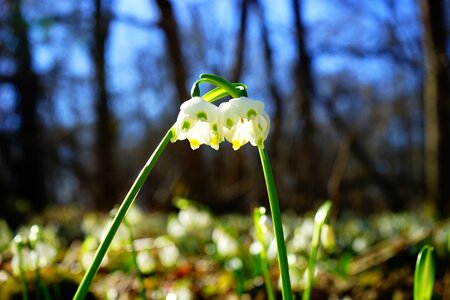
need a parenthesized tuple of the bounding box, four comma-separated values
(7, 0, 48, 212)
(291, 0, 319, 205)
(154, 0, 204, 202)
(92, 0, 118, 210)
(419, 0, 450, 216)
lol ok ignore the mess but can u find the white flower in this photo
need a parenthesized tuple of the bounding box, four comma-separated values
(219, 97, 270, 150)
(171, 97, 223, 150)
(136, 251, 156, 274)
(212, 227, 239, 258)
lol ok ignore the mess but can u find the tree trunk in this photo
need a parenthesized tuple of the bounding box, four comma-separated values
(230, 0, 249, 83)
(291, 0, 318, 205)
(155, 0, 189, 103)
(254, 0, 283, 160)
(325, 100, 403, 211)
(419, 0, 450, 216)
(92, 0, 117, 210)
(154, 0, 203, 202)
(10, 0, 48, 211)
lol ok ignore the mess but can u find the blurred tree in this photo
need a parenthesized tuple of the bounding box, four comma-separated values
(2, 0, 49, 212)
(419, 0, 450, 216)
(154, 0, 204, 202)
(230, 0, 249, 83)
(92, 0, 118, 210)
(1, 0, 446, 216)
(324, 98, 403, 212)
(291, 0, 319, 205)
(254, 0, 284, 160)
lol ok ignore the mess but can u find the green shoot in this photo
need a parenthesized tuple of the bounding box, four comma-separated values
(414, 244, 435, 300)
(303, 200, 332, 300)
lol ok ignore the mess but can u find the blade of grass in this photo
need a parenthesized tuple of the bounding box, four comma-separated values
(73, 129, 172, 300)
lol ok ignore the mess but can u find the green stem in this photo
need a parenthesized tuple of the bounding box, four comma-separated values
(191, 74, 240, 99)
(303, 228, 319, 300)
(202, 83, 247, 102)
(258, 148, 292, 300)
(16, 241, 29, 300)
(253, 208, 275, 300)
(36, 268, 52, 300)
(303, 201, 332, 300)
(123, 219, 147, 300)
(73, 129, 172, 300)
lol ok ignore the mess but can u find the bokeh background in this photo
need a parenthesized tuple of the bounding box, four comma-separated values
(1, 0, 449, 226)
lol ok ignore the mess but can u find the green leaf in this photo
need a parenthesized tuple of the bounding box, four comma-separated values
(414, 245, 435, 300)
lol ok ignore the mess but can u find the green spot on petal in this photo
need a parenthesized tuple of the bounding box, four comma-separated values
(226, 118, 234, 128)
(182, 121, 191, 131)
(247, 109, 257, 119)
(212, 123, 218, 131)
(196, 112, 207, 121)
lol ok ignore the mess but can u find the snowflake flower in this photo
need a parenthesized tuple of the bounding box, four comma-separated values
(219, 97, 270, 150)
(171, 97, 223, 150)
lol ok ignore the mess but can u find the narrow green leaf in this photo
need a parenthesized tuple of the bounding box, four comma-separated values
(414, 245, 435, 300)
(303, 200, 332, 300)
(73, 129, 172, 300)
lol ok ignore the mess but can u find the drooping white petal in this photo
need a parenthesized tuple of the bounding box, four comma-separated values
(219, 97, 270, 150)
(172, 97, 223, 150)
(185, 121, 211, 150)
(228, 97, 265, 119)
(180, 96, 218, 122)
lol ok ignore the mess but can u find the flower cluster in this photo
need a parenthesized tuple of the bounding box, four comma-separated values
(171, 97, 270, 150)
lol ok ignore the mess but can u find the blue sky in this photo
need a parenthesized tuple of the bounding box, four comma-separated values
(0, 0, 425, 143)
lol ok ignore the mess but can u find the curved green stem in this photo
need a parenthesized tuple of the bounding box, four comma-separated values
(73, 129, 172, 300)
(253, 207, 275, 300)
(202, 83, 247, 102)
(191, 74, 241, 99)
(124, 219, 147, 300)
(258, 147, 292, 300)
(15, 240, 29, 300)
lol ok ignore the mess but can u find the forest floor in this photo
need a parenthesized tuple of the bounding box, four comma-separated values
(0, 202, 449, 299)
